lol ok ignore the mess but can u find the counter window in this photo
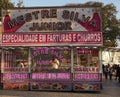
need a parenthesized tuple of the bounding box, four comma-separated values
(31, 47, 71, 73)
(3, 47, 29, 73)
(73, 48, 99, 73)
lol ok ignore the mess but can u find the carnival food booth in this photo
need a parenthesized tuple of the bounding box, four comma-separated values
(1, 6, 103, 91)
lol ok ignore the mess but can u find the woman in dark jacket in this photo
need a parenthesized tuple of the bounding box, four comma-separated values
(104, 66, 109, 79)
(118, 66, 120, 83)
(116, 65, 119, 80)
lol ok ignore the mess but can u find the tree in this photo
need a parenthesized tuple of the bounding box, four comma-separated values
(101, 3, 120, 47)
(0, 0, 14, 21)
(65, 2, 120, 47)
(16, 0, 24, 7)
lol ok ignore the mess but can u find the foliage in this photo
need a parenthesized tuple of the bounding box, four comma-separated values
(0, 0, 14, 9)
(0, 0, 14, 21)
(16, 0, 24, 7)
(100, 3, 120, 47)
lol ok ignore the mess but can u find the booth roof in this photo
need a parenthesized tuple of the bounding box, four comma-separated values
(101, 47, 120, 52)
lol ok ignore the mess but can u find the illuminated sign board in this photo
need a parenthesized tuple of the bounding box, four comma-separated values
(2, 7, 101, 33)
(32, 73, 71, 80)
(2, 32, 102, 46)
(74, 73, 99, 81)
(3, 73, 28, 80)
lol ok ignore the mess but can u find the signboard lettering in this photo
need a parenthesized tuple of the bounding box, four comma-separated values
(3, 7, 101, 32)
(2, 32, 102, 46)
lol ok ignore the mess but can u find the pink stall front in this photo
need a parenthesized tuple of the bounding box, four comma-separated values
(1, 6, 103, 91)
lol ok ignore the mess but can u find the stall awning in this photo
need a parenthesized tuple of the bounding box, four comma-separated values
(101, 47, 120, 52)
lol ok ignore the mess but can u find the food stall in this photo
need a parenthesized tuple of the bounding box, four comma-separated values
(1, 6, 102, 91)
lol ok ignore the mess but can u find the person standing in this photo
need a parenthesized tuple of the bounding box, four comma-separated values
(116, 65, 119, 80)
(109, 67, 112, 80)
(102, 64, 105, 75)
(118, 65, 120, 83)
(104, 66, 109, 79)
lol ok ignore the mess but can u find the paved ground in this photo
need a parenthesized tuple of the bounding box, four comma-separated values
(0, 77, 120, 97)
